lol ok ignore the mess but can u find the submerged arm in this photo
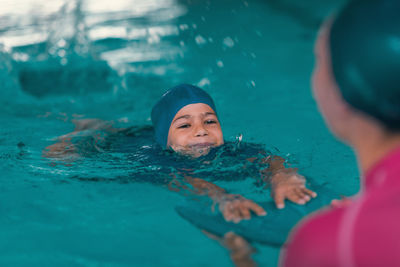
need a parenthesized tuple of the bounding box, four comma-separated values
(43, 119, 123, 160)
(203, 230, 257, 267)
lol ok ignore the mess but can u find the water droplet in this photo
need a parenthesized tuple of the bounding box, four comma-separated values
(223, 37, 235, 48)
(179, 24, 189, 31)
(147, 34, 160, 44)
(58, 49, 66, 57)
(57, 39, 66, 48)
(195, 35, 207, 46)
(198, 78, 210, 87)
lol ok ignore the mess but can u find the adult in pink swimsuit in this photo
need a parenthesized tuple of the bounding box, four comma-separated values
(281, 0, 400, 266)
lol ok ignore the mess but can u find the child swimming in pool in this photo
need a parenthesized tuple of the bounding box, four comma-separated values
(150, 84, 317, 267)
(150, 83, 316, 222)
(44, 83, 316, 223)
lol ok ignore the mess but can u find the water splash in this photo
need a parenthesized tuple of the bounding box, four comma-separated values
(12, 0, 118, 98)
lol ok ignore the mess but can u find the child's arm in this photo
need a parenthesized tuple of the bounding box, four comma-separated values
(203, 231, 257, 267)
(169, 175, 266, 223)
(260, 155, 317, 209)
(43, 119, 123, 160)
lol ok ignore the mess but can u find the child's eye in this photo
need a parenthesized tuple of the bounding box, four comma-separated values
(205, 120, 217, 124)
(178, 124, 190, 129)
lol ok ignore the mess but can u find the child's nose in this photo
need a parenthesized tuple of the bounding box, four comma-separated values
(194, 124, 208, 137)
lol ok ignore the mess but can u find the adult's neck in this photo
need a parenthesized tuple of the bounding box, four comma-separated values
(352, 126, 400, 176)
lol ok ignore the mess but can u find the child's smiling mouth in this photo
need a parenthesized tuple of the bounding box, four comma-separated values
(189, 142, 216, 149)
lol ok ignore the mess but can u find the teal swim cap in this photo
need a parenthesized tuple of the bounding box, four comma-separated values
(151, 84, 217, 148)
(330, 0, 400, 130)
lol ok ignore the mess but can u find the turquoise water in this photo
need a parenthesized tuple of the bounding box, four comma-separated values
(0, 0, 359, 266)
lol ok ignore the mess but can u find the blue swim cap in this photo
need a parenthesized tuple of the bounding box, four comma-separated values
(151, 84, 217, 148)
(330, 0, 400, 130)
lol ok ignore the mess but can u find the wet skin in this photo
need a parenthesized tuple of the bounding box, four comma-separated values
(167, 103, 224, 158)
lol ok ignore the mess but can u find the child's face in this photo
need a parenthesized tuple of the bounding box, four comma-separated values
(167, 103, 224, 157)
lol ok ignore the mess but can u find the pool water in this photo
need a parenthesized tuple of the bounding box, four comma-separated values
(0, 0, 359, 266)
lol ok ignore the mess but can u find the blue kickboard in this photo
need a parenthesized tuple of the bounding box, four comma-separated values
(175, 185, 339, 246)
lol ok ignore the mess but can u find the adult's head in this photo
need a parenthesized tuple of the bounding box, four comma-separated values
(151, 84, 224, 157)
(312, 0, 400, 145)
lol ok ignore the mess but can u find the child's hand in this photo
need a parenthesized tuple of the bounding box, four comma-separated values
(270, 171, 317, 209)
(217, 194, 266, 223)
